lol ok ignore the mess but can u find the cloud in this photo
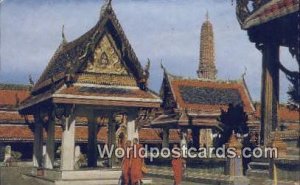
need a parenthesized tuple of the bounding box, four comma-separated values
(0, 0, 296, 103)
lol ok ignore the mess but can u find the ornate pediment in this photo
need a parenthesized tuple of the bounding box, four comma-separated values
(86, 34, 128, 75)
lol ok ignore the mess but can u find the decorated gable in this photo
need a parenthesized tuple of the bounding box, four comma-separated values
(86, 34, 128, 75)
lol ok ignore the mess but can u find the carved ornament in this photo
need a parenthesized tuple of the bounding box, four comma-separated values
(86, 35, 128, 75)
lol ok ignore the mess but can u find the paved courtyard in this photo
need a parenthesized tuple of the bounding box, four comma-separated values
(150, 177, 208, 185)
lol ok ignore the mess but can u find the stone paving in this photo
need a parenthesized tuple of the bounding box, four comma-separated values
(146, 166, 300, 185)
(0, 166, 40, 185)
(147, 166, 228, 185)
(150, 177, 209, 185)
(1, 166, 299, 185)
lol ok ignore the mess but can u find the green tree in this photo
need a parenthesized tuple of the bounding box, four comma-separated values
(217, 103, 249, 146)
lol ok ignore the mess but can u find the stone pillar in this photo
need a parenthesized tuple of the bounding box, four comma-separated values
(180, 129, 188, 157)
(87, 113, 97, 168)
(45, 116, 55, 169)
(74, 145, 81, 170)
(225, 133, 249, 185)
(42, 145, 46, 167)
(108, 117, 117, 168)
(268, 131, 287, 179)
(4, 145, 11, 164)
(162, 128, 169, 148)
(127, 120, 138, 141)
(33, 115, 43, 167)
(60, 115, 76, 170)
(260, 43, 279, 146)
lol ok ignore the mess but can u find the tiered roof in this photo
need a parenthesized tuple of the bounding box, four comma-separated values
(236, 0, 299, 29)
(0, 124, 180, 144)
(0, 84, 31, 110)
(19, 2, 161, 114)
(152, 71, 256, 127)
(0, 83, 177, 143)
(254, 103, 299, 123)
(163, 72, 254, 112)
(235, 0, 299, 48)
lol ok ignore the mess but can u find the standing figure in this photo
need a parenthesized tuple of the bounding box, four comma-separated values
(122, 140, 132, 185)
(130, 138, 144, 185)
(172, 144, 185, 185)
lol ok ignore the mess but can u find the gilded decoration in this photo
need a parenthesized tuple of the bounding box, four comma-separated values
(77, 73, 137, 86)
(86, 34, 128, 75)
(115, 114, 128, 149)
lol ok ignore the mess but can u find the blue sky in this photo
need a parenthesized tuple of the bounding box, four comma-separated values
(0, 0, 297, 103)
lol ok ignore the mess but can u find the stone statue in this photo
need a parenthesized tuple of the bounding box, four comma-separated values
(3, 145, 11, 165)
(74, 145, 82, 169)
(180, 131, 187, 157)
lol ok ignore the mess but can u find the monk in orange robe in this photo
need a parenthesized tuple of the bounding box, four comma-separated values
(122, 140, 132, 185)
(172, 144, 184, 185)
(130, 138, 144, 185)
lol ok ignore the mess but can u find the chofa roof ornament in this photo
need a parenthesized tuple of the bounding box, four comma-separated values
(234, 0, 270, 26)
(100, 0, 112, 18)
(61, 25, 67, 44)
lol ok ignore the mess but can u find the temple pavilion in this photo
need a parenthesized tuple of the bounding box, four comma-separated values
(0, 0, 299, 184)
(17, 1, 161, 183)
(235, 0, 299, 145)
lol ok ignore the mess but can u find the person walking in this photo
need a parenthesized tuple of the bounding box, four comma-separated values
(122, 140, 132, 185)
(172, 144, 185, 185)
(130, 138, 144, 185)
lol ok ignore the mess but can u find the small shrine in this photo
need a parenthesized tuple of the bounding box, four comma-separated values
(18, 1, 161, 184)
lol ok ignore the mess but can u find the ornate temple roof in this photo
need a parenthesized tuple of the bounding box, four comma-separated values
(236, 0, 299, 29)
(0, 83, 173, 143)
(32, 4, 145, 93)
(0, 122, 180, 144)
(163, 72, 255, 113)
(0, 111, 32, 124)
(138, 128, 180, 144)
(152, 71, 256, 127)
(0, 125, 107, 143)
(254, 103, 300, 124)
(49, 85, 160, 108)
(19, 2, 161, 114)
(0, 84, 31, 110)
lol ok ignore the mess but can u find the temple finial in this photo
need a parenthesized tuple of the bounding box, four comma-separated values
(206, 10, 209, 21)
(100, 0, 112, 17)
(29, 74, 34, 86)
(62, 25, 67, 44)
(242, 66, 247, 79)
(160, 60, 164, 70)
(145, 58, 151, 73)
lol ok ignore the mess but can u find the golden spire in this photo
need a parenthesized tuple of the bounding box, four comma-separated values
(197, 12, 217, 80)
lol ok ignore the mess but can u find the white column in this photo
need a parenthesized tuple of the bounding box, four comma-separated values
(127, 120, 138, 141)
(45, 117, 55, 169)
(180, 130, 188, 157)
(60, 115, 76, 170)
(33, 116, 43, 167)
